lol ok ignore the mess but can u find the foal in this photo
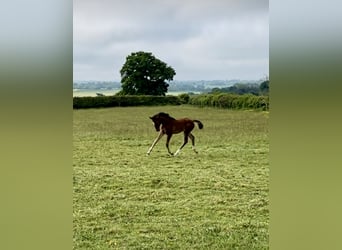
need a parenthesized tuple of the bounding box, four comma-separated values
(147, 112, 203, 156)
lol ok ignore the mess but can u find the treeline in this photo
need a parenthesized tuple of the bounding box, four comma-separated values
(168, 80, 254, 93)
(73, 93, 269, 111)
(73, 81, 121, 90)
(211, 83, 260, 95)
(210, 80, 269, 96)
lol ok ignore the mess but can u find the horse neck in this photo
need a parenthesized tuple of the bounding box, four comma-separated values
(159, 116, 173, 125)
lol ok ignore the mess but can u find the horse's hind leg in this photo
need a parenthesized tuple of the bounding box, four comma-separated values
(174, 132, 189, 156)
(166, 133, 173, 155)
(188, 133, 198, 154)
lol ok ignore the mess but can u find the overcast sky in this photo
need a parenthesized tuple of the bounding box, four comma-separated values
(74, 0, 268, 81)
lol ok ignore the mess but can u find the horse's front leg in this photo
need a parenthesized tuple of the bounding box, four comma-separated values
(147, 131, 164, 155)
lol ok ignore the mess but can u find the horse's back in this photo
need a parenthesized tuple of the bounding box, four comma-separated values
(176, 118, 195, 131)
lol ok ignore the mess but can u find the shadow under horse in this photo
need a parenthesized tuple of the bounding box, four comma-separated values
(147, 112, 203, 156)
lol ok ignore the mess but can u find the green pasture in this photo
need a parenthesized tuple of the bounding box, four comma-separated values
(73, 106, 269, 249)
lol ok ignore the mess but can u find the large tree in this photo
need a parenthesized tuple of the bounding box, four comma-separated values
(119, 51, 176, 96)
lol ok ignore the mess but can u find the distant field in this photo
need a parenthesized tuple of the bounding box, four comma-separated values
(73, 89, 120, 97)
(73, 106, 269, 249)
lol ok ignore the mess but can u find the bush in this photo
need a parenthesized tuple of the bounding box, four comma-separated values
(178, 93, 190, 104)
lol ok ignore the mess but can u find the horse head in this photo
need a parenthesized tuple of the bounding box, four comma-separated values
(150, 115, 162, 132)
(149, 112, 172, 132)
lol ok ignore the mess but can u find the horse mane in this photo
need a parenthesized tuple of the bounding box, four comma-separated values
(157, 112, 175, 120)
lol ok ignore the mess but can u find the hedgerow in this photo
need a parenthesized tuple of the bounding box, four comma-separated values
(73, 95, 181, 109)
(73, 93, 269, 110)
(189, 93, 269, 110)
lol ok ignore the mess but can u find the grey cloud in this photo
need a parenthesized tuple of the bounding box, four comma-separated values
(74, 0, 268, 81)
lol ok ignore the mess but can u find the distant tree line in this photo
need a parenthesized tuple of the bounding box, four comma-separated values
(167, 80, 250, 93)
(210, 80, 269, 96)
(73, 81, 121, 90)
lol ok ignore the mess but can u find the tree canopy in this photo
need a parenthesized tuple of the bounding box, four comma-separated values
(119, 51, 176, 96)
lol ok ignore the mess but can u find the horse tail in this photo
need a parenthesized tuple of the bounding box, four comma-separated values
(193, 120, 203, 129)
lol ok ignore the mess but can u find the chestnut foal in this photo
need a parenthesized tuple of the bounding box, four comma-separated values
(147, 112, 203, 156)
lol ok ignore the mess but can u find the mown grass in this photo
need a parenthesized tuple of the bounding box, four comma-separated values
(73, 105, 269, 249)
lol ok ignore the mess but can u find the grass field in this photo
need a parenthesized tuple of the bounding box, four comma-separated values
(73, 105, 269, 249)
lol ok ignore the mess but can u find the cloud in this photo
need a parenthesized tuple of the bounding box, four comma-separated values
(74, 0, 269, 81)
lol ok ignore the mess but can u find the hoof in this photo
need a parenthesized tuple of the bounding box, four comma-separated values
(174, 149, 181, 156)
